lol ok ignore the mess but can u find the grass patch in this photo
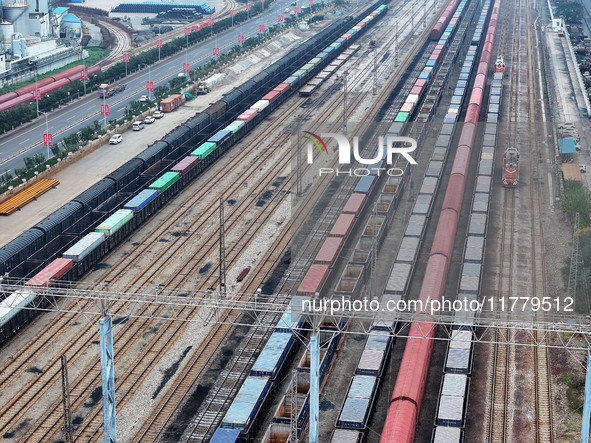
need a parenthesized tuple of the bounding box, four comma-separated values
(561, 372, 586, 412)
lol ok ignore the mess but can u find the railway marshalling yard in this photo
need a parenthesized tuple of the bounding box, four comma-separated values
(0, 0, 591, 441)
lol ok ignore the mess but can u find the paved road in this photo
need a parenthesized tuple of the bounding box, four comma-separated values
(0, 0, 305, 176)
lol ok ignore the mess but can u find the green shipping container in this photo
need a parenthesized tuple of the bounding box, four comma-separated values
(149, 172, 180, 193)
(190, 142, 217, 159)
(395, 112, 409, 122)
(95, 209, 134, 237)
(224, 121, 245, 133)
(310, 57, 322, 66)
(302, 63, 315, 71)
(293, 69, 307, 79)
(329, 42, 341, 49)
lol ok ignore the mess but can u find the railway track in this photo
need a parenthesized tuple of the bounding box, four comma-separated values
(0, 1, 444, 441)
(486, 0, 554, 440)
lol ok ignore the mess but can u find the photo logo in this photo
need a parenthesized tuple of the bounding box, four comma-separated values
(304, 133, 417, 176)
(303, 131, 328, 154)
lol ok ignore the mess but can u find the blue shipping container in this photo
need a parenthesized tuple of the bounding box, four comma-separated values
(250, 332, 293, 379)
(354, 176, 375, 194)
(208, 129, 233, 144)
(221, 377, 270, 430)
(211, 428, 241, 443)
(124, 189, 159, 212)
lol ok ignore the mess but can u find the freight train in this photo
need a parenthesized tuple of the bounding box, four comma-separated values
(0, 2, 389, 344)
(380, 1, 502, 441)
(212, 0, 489, 439)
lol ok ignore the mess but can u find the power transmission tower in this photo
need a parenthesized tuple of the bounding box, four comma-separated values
(219, 197, 226, 298)
(289, 370, 299, 442)
(61, 354, 73, 443)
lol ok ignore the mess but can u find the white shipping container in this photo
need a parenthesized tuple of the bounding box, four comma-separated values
(250, 99, 270, 111)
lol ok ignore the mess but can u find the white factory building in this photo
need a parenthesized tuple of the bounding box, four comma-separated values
(0, 2, 84, 87)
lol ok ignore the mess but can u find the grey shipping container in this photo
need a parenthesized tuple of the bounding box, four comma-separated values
(405, 215, 426, 238)
(465, 237, 485, 263)
(441, 373, 468, 397)
(446, 348, 471, 373)
(420, 177, 438, 195)
(433, 426, 462, 443)
(386, 262, 412, 294)
(63, 232, 106, 262)
(337, 397, 371, 429)
(437, 395, 464, 427)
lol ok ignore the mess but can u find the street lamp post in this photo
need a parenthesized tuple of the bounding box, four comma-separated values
(35, 68, 39, 118)
(43, 112, 50, 159)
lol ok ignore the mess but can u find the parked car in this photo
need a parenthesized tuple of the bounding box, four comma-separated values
(580, 164, 587, 173)
(132, 121, 145, 131)
(139, 95, 148, 102)
(153, 110, 164, 119)
(109, 134, 123, 144)
(144, 116, 155, 124)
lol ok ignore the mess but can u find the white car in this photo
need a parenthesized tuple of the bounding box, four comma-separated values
(580, 164, 587, 173)
(153, 110, 164, 119)
(139, 95, 149, 102)
(109, 134, 122, 144)
(144, 115, 155, 124)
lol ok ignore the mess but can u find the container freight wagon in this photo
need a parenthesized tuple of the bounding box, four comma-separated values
(95, 209, 134, 236)
(0, 289, 37, 342)
(220, 376, 271, 433)
(25, 258, 73, 287)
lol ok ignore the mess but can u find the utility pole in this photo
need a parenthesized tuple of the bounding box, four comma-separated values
(297, 126, 303, 196)
(61, 354, 73, 443)
(342, 70, 348, 134)
(219, 197, 226, 298)
(395, 20, 399, 65)
(370, 41, 377, 96)
(99, 302, 116, 443)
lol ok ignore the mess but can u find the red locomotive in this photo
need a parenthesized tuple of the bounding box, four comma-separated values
(503, 147, 519, 187)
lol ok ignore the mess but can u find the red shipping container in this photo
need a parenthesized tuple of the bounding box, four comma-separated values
(329, 213, 355, 238)
(314, 237, 343, 266)
(262, 90, 281, 103)
(237, 110, 258, 122)
(26, 258, 73, 287)
(410, 86, 423, 96)
(435, 44, 444, 51)
(414, 79, 427, 88)
(342, 193, 366, 214)
(171, 156, 200, 175)
(273, 83, 290, 94)
(341, 33, 352, 39)
(297, 264, 329, 296)
(369, 12, 377, 17)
